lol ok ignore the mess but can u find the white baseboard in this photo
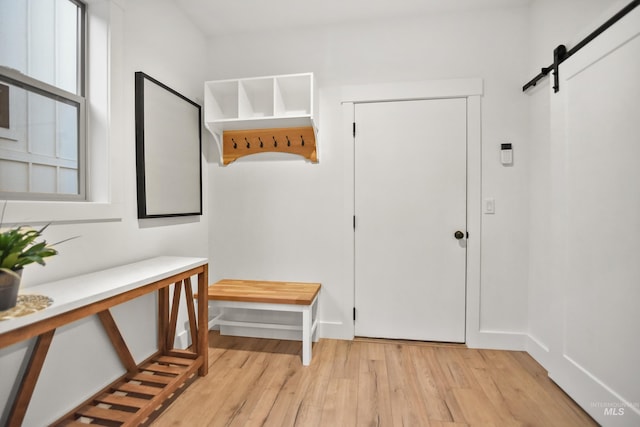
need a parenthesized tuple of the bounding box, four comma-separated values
(525, 333, 550, 367)
(467, 330, 527, 351)
(205, 320, 347, 342)
(318, 320, 349, 340)
(550, 355, 640, 426)
(208, 318, 219, 331)
(174, 329, 190, 350)
(207, 321, 526, 350)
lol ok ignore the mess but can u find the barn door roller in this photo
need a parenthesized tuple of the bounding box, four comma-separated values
(522, 0, 639, 93)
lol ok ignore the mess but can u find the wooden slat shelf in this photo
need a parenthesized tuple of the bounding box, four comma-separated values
(130, 373, 174, 385)
(54, 353, 202, 426)
(95, 394, 149, 409)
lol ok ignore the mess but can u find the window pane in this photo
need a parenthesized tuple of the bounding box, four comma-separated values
(59, 167, 78, 193)
(58, 102, 78, 161)
(0, 82, 80, 196)
(0, 159, 28, 192)
(0, 0, 81, 95)
(31, 163, 57, 193)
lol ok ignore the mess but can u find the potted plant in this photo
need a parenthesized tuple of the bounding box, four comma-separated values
(0, 205, 59, 311)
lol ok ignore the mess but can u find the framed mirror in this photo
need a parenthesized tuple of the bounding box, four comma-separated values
(135, 72, 202, 218)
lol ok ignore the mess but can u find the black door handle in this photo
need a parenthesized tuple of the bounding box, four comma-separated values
(454, 231, 465, 240)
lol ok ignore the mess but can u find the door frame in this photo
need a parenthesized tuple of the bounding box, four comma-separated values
(340, 78, 483, 344)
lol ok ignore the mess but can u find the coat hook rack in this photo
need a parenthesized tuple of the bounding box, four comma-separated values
(222, 126, 317, 165)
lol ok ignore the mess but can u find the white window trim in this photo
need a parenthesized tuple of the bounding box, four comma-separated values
(1, 0, 124, 225)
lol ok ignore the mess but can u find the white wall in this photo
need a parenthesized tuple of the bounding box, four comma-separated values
(206, 5, 531, 344)
(0, 0, 209, 425)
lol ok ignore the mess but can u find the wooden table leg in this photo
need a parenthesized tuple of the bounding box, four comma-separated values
(158, 286, 169, 353)
(197, 264, 208, 376)
(97, 310, 137, 375)
(166, 281, 183, 350)
(7, 329, 55, 427)
(184, 278, 198, 349)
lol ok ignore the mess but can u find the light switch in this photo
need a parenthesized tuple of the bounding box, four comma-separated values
(484, 198, 495, 214)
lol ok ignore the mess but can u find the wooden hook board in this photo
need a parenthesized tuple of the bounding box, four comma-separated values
(222, 126, 317, 165)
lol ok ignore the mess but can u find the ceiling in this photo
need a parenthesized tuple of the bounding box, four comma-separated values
(172, 0, 530, 37)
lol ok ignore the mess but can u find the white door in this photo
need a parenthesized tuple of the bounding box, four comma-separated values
(548, 7, 640, 425)
(354, 98, 467, 342)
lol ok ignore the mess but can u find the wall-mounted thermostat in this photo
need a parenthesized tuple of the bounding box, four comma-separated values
(501, 143, 513, 165)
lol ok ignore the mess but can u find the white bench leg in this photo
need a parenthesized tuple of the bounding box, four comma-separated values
(302, 306, 311, 366)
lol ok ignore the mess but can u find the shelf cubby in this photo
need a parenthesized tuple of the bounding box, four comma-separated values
(204, 72, 317, 165)
(275, 74, 312, 116)
(204, 80, 238, 122)
(239, 78, 274, 118)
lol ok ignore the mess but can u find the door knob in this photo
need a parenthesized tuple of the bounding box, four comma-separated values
(454, 230, 465, 240)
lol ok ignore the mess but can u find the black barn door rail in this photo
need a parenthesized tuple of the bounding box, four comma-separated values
(523, 0, 639, 93)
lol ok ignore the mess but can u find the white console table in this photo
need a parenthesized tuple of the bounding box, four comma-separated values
(0, 256, 208, 427)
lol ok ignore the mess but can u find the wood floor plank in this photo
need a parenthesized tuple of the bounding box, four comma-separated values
(511, 351, 598, 426)
(331, 339, 360, 380)
(205, 351, 275, 427)
(384, 343, 431, 426)
(410, 346, 455, 422)
(320, 377, 358, 427)
(225, 340, 297, 427)
(463, 349, 520, 425)
(260, 340, 328, 427)
(356, 358, 393, 426)
(286, 338, 338, 427)
(152, 331, 597, 427)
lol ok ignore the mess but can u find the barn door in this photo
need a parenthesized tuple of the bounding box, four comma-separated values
(548, 7, 640, 425)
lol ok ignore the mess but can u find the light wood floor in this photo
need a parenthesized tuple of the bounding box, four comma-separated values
(151, 331, 597, 426)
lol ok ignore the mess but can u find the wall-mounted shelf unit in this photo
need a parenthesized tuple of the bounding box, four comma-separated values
(204, 73, 318, 165)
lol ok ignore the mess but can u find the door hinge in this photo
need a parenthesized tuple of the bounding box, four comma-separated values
(353, 122, 356, 137)
(353, 215, 356, 230)
(353, 307, 356, 321)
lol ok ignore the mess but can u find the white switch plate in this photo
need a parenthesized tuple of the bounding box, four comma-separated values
(484, 198, 495, 214)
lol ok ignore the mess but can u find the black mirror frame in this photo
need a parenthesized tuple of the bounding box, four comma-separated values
(135, 71, 203, 219)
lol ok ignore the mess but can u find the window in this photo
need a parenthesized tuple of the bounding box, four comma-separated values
(0, 0, 86, 200)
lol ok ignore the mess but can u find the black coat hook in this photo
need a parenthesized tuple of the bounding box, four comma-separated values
(245, 137, 250, 148)
(273, 136, 278, 147)
(286, 136, 291, 147)
(300, 135, 305, 146)
(259, 137, 264, 148)
(232, 138, 237, 149)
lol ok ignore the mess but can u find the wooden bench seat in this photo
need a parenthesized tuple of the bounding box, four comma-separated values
(204, 279, 321, 365)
